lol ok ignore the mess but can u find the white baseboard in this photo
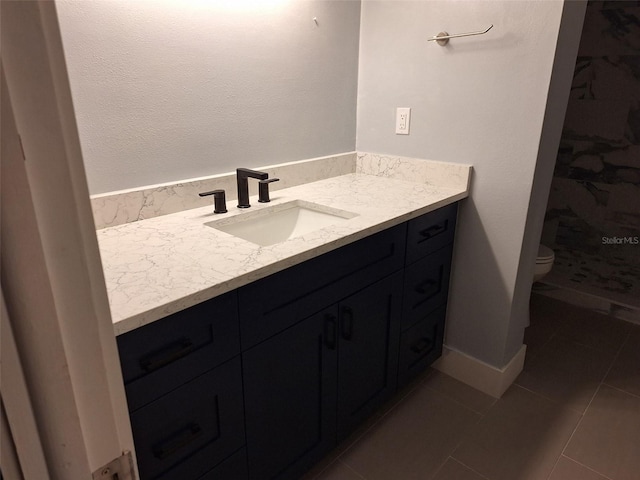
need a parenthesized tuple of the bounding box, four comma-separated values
(433, 344, 527, 398)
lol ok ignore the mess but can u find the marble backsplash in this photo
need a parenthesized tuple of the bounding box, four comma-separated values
(91, 151, 472, 229)
(356, 152, 472, 191)
(541, 0, 640, 310)
(91, 152, 357, 229)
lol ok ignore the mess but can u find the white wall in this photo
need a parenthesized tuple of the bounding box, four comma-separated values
(56, 0, 361, 194)
(357, 0, 574, 367)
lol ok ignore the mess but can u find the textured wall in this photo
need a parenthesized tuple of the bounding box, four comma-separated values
(356, 0, 574, 367)
(56, 0, 361, 194)
(542, 1, 640, 307)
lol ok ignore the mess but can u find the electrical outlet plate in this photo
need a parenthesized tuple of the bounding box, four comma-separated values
(395, 107, 411, 135)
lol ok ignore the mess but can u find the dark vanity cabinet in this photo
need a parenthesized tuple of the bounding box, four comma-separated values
(117, 202, 458, 480)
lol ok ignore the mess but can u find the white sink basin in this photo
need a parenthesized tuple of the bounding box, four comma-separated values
(205, 200, 358, 246)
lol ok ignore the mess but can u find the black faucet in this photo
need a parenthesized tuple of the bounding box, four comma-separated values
(199, 189, 227, 214)
(236, 168, 269, 208)
(258, 178, 280, 203)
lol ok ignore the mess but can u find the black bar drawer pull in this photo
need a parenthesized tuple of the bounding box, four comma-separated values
(324, 314, 337, 350)
(414, 278, 440, 299)
(411, 337, 434, 354)
(139, 337, 195, 372)
(341, 306, 354, 341)
(419, 220, 448, 240)
(152, 423, 203, 460)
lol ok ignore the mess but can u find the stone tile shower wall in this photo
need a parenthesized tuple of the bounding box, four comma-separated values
(541, 1, 640, 310)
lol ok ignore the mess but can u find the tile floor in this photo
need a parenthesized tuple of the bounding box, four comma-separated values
(303, 293, 640, 480)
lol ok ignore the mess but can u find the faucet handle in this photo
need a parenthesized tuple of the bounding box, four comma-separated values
(258, 178, 280, 203)
(199, 189, 228, 214)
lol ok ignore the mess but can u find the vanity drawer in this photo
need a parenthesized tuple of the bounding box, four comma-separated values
(406, 203, 457, 265)
(131, 357, 245, 480)
(239, 224, 406, 349)
(117, 291, 240, 411)
(398, 305, 446, 388)
(402, 244, 453, 330)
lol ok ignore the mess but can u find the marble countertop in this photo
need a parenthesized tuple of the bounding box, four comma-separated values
(98, 171, 469, 335)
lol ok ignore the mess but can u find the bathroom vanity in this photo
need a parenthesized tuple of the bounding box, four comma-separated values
(98, 164, 469, 480)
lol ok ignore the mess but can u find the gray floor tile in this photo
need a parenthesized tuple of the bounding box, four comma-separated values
(548, 456, 610, 480)
(528, 292, 593, 322)
(452, 385, 581, 480)
(525, 293, 571, 361)
(432, 458, 488, 480)
(339, 382, 480, 480)
(564, 385, 640, 480)
(529, 294, 568, 330)
(604, 325, 640, 397)
(423, 370, 497, 415)
(515, 335, 616, 413)
(555, 306, 631, 353)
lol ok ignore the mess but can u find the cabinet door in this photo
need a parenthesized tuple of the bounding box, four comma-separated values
(337, 272, 403, 441)
(242, 308, 338, 480)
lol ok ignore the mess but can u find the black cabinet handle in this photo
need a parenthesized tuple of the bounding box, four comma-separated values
(341, 306, 354, 341)
(411, 337, 434, 355)
(414, 279, 440, 299)
(139, 337, 195, 372)
(152, 423, 203, 460)
(419, 220, 448, 240)
(324, 314, 337, 350)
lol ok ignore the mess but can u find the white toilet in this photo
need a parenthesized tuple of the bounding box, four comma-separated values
(533, 244, 555, 283)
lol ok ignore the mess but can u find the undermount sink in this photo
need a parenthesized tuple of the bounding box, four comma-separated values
(205, 200, 358, 246)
